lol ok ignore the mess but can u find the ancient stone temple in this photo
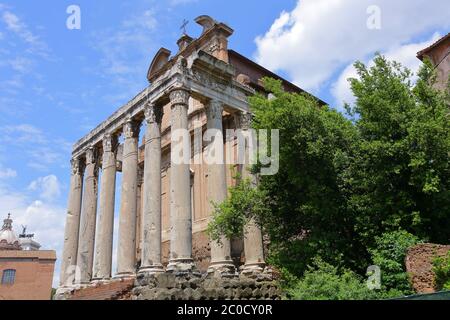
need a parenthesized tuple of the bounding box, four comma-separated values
(57, 16, 310, 300)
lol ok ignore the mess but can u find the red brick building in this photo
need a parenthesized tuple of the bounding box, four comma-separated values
(0, 214, 56, 300)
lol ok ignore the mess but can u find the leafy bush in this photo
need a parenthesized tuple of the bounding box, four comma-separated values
(286, 258, 378, 300)
(369, 230, 421, 294)
(433, 251, 450, 291)
(207, 174, 269, 242)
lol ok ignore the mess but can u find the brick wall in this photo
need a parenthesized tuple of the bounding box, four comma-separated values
(0, 250, 56, 300)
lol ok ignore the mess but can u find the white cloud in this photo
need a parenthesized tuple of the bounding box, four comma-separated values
(0, 124, 47, 144)
(0, 10, 49, 57)
(0, 167, 17, 179)
(8, 57, 33, 73)
(255, 0, 450, 93)
(331, 33, 441, 109)
(0, 184, 65, 287)
(90, 8, 159, 105)
(169, 0, 199, 6)
(28, 175, 61, 202)
(0, 124, 70, 171)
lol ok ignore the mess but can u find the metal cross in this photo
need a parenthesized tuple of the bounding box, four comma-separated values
(180, 19, 189, 34)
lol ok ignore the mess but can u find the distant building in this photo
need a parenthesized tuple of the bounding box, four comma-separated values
(0, 214, 56, 300)
(417, 33, 450, 91)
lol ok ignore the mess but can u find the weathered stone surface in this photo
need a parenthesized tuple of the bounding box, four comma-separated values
(140, 103, 164, 274)
(116, 119, 140, 278)
(130, 272, 280, 300)
(406, 243, 450, 293)
(76, 148, 98, 285)
(59, 158, 84, 287)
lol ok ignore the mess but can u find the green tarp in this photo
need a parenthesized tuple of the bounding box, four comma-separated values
(393, 291, 450, 300)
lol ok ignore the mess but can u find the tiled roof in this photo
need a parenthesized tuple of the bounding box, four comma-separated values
(417, 33, 450, 60)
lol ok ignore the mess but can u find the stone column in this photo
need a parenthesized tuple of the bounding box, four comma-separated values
(76, 147, 98, 285)
(92, 134, 117, 282)
(59, 158, 84, 288)
(139, 103, 164, 274)
(167, 88, 195, 272)
(205, 100, 235, 274)
(116, 117, 140, 278)
(240, 112, 266, 275)
(135, 166, 143, 265)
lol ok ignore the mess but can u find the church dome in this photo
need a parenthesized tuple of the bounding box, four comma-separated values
(0, 214, 21, 250)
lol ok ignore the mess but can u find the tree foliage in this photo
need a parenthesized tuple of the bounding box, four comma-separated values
(433, 251, 450, 291)
(286, 258, 378, 300)
(346, 56, 450, 248)
(207, 54, 450, 298)
(369, 230, 421, 294)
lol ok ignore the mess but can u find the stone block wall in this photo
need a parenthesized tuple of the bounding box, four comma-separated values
(131, 272, 281, 300)
(406, 243, 450, 293)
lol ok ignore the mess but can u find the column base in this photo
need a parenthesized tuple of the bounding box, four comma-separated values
(207, 260, 237, 277)
(71, 282, 91, 290)
(167, 258, 196, 273)
(90, 278, 112, 285)
(241, 262, 265, 274)
(241, 263, 273, 280)
(138, 264, 165, 275)
(55, 285, 75, 296)
(113, 272, 136, 280)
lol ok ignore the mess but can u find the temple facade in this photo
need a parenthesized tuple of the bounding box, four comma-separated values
(58, 15, 309, 292)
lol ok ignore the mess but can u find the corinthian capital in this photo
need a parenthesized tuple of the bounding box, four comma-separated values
(169, 88, 190, 107)
(123, 117, 140, 139)
(70, 157, 84, 175)
(102, 133, 117, 153)
(144, 102, 163, 124)
(85, 147, 97, 164)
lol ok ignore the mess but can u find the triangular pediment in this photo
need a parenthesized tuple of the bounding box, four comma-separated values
(147, 48, 172, 82)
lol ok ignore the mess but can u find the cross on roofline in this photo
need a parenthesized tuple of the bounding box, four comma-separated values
(180, 19, 189, 35)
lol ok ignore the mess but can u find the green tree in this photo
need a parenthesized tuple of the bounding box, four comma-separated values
(369, 230, 421, 294)
(432, 251, 450, 291)
(346, 55, 450, 248)
(286, 258, 378, 300)
(208, 55, 449, 297)
(209, 77, 361, 275)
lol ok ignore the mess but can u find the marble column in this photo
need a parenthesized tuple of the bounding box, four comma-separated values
(139, 103, 164, 274)
(92, 134, 117, 282)
(205, 100, 235, 274)
(240, 112, 266, 274)
(76, 147, 98, 285)
(59, 158, 84, 287)
(135, 166, 143, 265)
(167, 88, 195, 272)
(116, 117, 140, 278)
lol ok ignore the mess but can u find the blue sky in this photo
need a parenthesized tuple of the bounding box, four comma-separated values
(0, 0, 448, 287)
